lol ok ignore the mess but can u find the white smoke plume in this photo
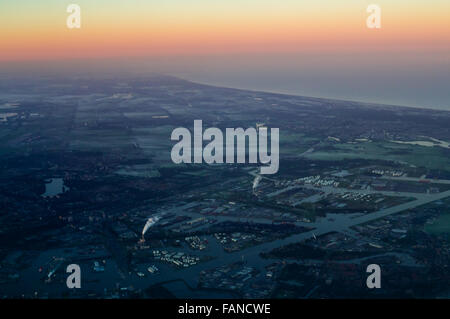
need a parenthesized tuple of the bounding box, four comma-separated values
(252, 175, 262, 192)
(142, 215, 161, 236)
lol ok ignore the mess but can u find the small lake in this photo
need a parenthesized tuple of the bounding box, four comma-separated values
(42, 178, 69, 198)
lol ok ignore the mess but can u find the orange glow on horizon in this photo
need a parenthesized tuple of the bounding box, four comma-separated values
(0, 1, 449, 62)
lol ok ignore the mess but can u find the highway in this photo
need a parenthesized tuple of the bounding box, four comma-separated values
(380, 176, 450, 185)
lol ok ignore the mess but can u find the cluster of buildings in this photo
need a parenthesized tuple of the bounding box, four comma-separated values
(185, 236, 208, 251)
(214, 232, 261, 253)
(371, 169, 404, 177)
(152, 250, 200, 268)
(186, 199, 286, 222)
(199, 262, 277, 298)
(295, 175, 340, 188)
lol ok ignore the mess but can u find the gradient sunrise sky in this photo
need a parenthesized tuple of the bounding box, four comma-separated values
(1, 0, 449, 59)
(1, 1, 449, 108)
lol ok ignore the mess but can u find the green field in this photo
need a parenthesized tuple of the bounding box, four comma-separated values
(305, 141, 450, 171)
(279, 132, 319, 156)
(425, 213, 450, 235)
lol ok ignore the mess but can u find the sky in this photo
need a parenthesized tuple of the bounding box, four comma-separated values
(0, 1, 449, 109)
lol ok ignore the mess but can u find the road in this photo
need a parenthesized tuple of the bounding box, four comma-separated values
(380, 176, 450, 185)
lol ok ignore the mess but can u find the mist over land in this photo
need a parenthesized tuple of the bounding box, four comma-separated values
(2, 51, 449, 111)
